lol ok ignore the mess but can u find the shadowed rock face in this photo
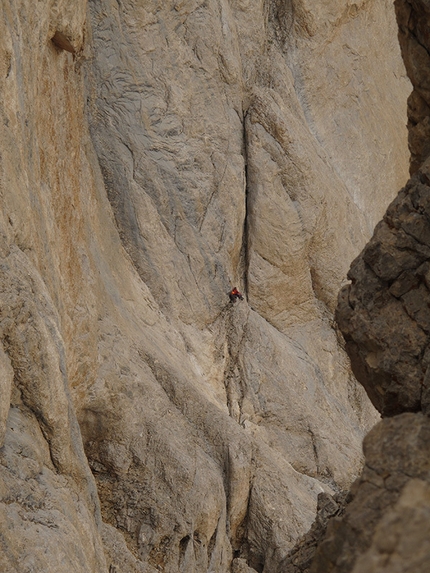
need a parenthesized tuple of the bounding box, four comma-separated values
(336, 0, 430, 419)
(312, 1, 430, 572)
(336, 168, 430, 417)
(311, 413, 430, 573)
(0, 0, 409, 572)
(395, 0, 430, 175)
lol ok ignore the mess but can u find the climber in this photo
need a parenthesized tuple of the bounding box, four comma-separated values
(229, 287, 244, 302)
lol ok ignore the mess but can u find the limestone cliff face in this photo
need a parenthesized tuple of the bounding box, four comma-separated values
(0, 1, 409, 572)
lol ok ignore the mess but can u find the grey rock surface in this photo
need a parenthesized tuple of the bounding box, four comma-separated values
(277, 492, 346, 573)
(0, 0, 410, 572)
(310, 414, 430, 573)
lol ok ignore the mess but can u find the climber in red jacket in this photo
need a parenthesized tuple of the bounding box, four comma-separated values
(229, 287, 244, 302)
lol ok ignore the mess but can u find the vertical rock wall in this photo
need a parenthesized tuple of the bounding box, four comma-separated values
(0, 1, 409, 572)
(0, 1, 107, 571)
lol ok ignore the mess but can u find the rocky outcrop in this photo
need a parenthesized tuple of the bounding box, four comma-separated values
(395, 0, 430, 175)
(0, 0, 409, 572)
(336, 0, 430, 418)
(311, 413, 430, 573)
(319, 1, 430, 571)
(276, 491, 347, 573)
(336, 167, 430, 417)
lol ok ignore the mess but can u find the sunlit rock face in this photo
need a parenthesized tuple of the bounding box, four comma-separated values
(0, 0, 409, 571)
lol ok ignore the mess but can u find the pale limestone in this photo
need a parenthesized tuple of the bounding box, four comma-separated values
(0, 0, 410, 571)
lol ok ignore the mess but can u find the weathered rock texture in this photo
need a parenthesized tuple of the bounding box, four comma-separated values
(337, 0, 430, 418)
(396, 0, 430, 175)
(311, 414, 430, 573)
(276, 491, 347, 573)
(0, 0, 409, 572)
(321, 1, 430, 571)
(336, 167, 430, 417)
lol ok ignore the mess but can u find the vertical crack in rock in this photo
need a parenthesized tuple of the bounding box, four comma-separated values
(242, 110, 250, 301)
(307, 426, 320, 477)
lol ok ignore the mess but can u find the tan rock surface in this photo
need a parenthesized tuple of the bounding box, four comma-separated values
(0, 403, 107, 573)
(0, 0, 409, 572)
(278, 0, 410, 230)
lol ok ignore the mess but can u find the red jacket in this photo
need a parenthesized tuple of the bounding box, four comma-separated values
(229, 287, 244, 301)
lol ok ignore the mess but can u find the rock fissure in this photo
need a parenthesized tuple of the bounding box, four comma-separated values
(223, 306, 250, 424)
(242, 111, 250, 300)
